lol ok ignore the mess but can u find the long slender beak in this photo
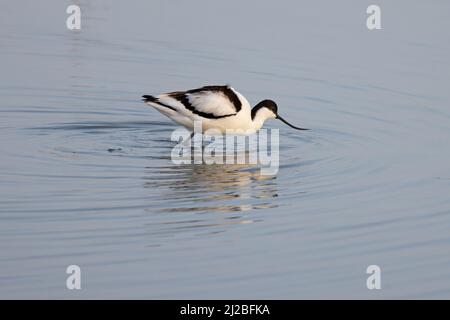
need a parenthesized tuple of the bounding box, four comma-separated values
(276, 115, 309, 130)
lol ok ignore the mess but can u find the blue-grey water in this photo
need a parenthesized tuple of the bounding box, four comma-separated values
(1, 0, 450, 299)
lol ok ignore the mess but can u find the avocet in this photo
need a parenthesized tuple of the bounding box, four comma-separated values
(142, 85, 308, 134)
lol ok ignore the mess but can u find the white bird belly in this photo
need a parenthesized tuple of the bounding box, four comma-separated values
(201, 112, 256, 135)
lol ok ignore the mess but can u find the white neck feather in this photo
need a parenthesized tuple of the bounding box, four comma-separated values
(251, 108, 276, 131)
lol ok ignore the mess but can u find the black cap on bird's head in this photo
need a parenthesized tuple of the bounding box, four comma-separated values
(252, 99, 309, 131)
(258, 99, 278, 115)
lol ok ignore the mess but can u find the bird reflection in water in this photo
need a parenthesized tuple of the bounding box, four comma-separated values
(142, 153, 278, 236)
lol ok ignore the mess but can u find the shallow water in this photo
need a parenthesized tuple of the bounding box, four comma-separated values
(1, 0, 450, 298)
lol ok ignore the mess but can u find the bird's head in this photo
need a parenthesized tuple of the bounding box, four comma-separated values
(252, 99, 309, 131)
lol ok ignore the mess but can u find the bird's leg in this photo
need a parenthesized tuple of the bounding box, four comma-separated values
(190, 132, 205, 164)
(180, 132, 194, 147)
(179, 132, 205, 163)
(190, 132, 197, 163)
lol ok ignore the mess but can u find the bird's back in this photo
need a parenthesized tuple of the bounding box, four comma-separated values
(143, 85, 253, 132)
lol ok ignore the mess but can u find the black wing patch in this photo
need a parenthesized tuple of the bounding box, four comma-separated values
(169, 85, 242, 119)
(187, 86, 242, 112)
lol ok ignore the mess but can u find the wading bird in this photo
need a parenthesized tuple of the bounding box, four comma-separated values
(142, 85, 308, 135)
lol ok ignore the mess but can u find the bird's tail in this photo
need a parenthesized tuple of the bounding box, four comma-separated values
(142, 95, 157, 103)
(142, 94, 177, 113)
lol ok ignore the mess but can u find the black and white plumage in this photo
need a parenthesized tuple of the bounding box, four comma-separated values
(142, 85, 308, 134)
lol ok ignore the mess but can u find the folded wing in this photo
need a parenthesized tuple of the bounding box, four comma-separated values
(165, 85, 242, 119)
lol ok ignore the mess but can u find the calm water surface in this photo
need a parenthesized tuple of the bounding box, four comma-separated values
(1, 1, 450, 298)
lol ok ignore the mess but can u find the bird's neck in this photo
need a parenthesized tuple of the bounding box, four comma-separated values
(251, 107, 272, 131)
